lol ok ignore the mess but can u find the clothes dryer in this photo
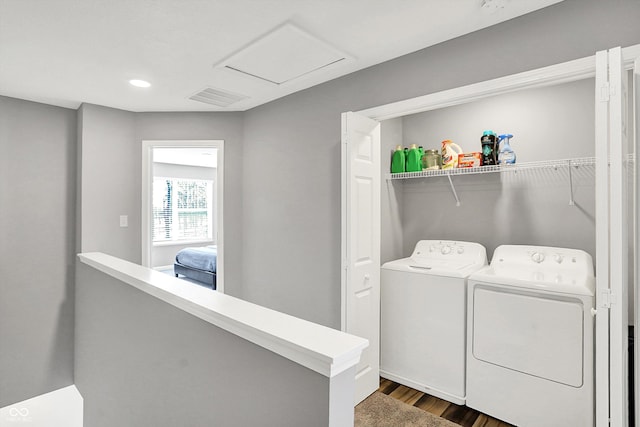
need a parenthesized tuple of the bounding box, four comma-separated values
(380, 240, 487, 404)
(466, 245, 595, 427)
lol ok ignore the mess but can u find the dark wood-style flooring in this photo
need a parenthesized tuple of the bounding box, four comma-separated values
(379, 378, 514, 427)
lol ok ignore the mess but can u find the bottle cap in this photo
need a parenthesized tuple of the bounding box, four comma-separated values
(498, 134, 513, 140)
(410, 143, 417, 149)
(395, 145, 403, 151)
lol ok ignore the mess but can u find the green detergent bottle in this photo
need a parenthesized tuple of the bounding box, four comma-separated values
(391, 145, 406, 173)
(406, 144, 422, 172)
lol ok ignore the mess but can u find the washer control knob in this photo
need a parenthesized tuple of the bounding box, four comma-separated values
(457, 246, 465, 254)
(554, 254, 564, 264)
(531, 252, 545, 263)
(441, 245, 451, 255)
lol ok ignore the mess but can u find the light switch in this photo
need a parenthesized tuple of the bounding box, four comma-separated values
(119, 215, 128, 227)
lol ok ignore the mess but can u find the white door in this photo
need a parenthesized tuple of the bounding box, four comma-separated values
(595, 46, 632, 427)
(341, 111, 381, 404)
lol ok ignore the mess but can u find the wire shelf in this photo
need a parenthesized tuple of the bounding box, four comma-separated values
(385, 156, 596, 180)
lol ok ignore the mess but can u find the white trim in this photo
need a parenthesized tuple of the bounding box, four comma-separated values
(356, 44, 640, 122)
(142, 140, 225, 294)
(634, 55, 640, 427)
(607, 46, 630, 427)
(340, 113, 348, 332)
(78, 252, 368, 378)
(153, 239, 215, 248)
(594, 49, 611, 427)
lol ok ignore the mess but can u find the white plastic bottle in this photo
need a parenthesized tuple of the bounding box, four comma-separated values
(498, 134, 516, 164)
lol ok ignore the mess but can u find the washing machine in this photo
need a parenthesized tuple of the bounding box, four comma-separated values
(466, 245, 595, 427)
(380, 240, 488, 404)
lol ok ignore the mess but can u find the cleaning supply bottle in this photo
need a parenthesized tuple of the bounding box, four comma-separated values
(441, 140, 463, 169)
(406, 144, 422, 172)
(480, 130, 498, 166)
(391, 145, 406, 173)
(498, 134, 516, 164)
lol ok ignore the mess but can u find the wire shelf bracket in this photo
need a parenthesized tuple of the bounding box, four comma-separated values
(447, 173, 461, 207)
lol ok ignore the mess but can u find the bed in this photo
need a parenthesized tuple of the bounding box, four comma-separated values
(174, 245, 217, 289)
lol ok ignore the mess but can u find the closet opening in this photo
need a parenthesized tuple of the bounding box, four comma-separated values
(342, 44, 640, 426)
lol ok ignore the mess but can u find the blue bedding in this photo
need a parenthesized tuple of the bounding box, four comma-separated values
(175, 245, 217, 273)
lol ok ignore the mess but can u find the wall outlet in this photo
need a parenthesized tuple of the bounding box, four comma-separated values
(119, 215, 128, 227)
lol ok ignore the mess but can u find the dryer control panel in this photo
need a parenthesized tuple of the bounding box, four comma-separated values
(490, 245, 594, 277)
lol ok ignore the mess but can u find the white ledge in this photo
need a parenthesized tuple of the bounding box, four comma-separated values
(78, 252, 368, 378)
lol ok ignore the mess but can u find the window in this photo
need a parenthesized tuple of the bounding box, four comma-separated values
(152, 177, 213, 243)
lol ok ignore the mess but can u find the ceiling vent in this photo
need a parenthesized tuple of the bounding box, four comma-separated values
(214, 22, 352, 85)
(189, 87, 248, 107)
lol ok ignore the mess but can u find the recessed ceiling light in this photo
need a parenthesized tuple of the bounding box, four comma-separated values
(129, 79, 151, 88)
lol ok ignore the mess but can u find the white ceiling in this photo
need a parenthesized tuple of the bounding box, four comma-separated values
(0, 0, 564, 112)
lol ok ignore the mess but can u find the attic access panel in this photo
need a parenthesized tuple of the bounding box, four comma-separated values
(216, 22, 351, 85)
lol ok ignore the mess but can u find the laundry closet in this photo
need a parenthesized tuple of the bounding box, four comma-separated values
(382, 76, 596, 262)
(341, 45, 640, 426)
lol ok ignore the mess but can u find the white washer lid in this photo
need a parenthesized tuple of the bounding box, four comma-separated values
(382, 257, 486, 278)
(382, 240, 488, 278)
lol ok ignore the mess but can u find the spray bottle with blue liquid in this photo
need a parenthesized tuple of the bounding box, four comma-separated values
(498, 134, 516, 165)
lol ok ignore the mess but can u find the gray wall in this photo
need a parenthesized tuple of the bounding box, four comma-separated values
(240, 0, 640, 328)
(78, 104, 138, 262)
(0, 96, 76, 406)
(399, 77, 596, 260)
(402, 78, 596, 163)
(75, 262, 353, 427)
(78, 108, 244, 297)
(380, 118, 405, 265)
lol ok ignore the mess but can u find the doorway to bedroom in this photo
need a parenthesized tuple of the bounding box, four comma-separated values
(142, 140, 224, 293)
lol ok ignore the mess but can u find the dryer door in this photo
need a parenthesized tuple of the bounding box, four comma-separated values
(471, 286, 585, 387)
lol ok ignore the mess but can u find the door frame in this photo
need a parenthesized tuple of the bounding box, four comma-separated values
(343, 44, 640, 421)
(635, 56, 640, 427)
(604, 46, 631, 427)
(141, 139, 225, 293)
